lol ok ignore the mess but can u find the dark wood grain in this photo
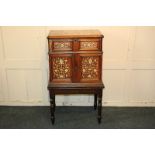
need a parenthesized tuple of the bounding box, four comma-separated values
(94, 94, 98, 110)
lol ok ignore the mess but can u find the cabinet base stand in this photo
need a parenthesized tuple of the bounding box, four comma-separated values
(48, 83, 104, 124)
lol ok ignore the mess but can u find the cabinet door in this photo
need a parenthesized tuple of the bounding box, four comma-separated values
(77, 53, 102, 82)
(49, 54, 73, 83)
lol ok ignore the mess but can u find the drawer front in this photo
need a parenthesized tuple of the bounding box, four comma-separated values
(78, 38, 101, 51)
(49, 39, 73, 51)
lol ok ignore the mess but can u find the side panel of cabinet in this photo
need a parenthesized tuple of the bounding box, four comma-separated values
(77, 53, 102, 83)
(49, 54, 73, 83)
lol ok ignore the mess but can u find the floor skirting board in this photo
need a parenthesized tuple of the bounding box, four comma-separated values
(1, 101, 155, 107)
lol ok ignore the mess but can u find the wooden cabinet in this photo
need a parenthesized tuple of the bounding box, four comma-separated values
(47, 30, 104, 124)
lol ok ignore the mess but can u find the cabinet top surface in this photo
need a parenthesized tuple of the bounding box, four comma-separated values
(48, 30, 104, 39)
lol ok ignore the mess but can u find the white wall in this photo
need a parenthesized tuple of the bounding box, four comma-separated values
(0, 26, 155, 106)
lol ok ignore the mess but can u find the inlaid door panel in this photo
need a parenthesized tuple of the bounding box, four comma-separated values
(48, 39, 73, 52)
(49, 54, 73, 82)
(78, 38, 101, 51)
(77, 53, 102, 82)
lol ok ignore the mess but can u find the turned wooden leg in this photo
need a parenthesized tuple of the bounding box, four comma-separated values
(97, 90, 102, 124)
(94, 94, 97, 110)
(50, 93, 55, 124)
(53, 95, 55, 112)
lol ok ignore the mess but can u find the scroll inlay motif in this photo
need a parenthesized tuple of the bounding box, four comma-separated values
(80, 42, 98, 49)
(54, 42, 71, 49)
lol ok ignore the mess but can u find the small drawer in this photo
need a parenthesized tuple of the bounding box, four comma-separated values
(79, 38, 101, 51)
(49, 39, 73, 51)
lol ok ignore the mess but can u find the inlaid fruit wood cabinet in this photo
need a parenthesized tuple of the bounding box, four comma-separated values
(47, 30, 104, 124)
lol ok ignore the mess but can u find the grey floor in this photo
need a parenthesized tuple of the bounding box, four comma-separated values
(0, 106, 155, 129)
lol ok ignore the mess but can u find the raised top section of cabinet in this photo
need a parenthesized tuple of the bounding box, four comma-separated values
(47, 29, 104, 39)
(48, 30, 103, 52)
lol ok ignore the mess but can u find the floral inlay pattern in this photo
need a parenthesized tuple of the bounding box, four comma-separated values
(81, 56, 99, 79)
(54, 42, 71, 50)
(80, 42, 98, 49)
(52, 57, 71, 79)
